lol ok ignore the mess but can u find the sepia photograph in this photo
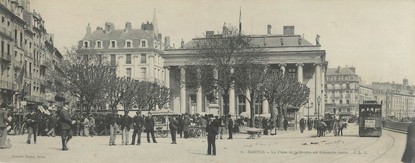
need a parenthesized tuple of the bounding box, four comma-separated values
(0, 0, 414, 162)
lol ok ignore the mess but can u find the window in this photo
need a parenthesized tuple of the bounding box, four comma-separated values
(83, 41, 89, 48)
(346, 83, 350, 89)
(125, 40, 133, 48)
(340, 100, 343, 104)
(126, 68, 132, 78)
(96, 41, 102, 48)
(126, 54, 131, 64)
(287, 68, 296, 80)
(110, 40, 117, 48)
(141, 68, 147, 78)
(140, 39, 147, 47)
(346, 100, 349, 104)
(238, 95, 245, 104)
(110, 54, 116, 66)
(140, 54, 146, 63)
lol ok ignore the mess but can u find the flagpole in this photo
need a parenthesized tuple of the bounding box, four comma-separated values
(239, 6, 242, 35)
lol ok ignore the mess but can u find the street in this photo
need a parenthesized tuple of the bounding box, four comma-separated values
(0, 124, 406, 163)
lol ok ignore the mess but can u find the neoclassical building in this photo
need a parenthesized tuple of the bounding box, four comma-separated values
(164, 25, 327, 118)
(78, 12, 169, 86)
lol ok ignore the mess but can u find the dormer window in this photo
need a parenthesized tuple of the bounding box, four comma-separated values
(140, 39, 147, 48)
(125, 40, 133, 48)
(110, 40, 117, 48)
(83, 41, 90, 49)
(95, 40, 103, 49)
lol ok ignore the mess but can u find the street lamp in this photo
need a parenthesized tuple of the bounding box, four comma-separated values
(317, 96, 321, 119)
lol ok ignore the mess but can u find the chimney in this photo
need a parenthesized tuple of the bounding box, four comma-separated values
(105, 22, 112, 33)
(86, 23, 91, 35)
(164, 36, 170, 49)
(283, 26, 295, 35)
(337, 66, 341, 73)
(267, 25, 272, 35)
(125, 22, 132, 31)
(157, 33, 162, 41)
(206, 31, 214, 38)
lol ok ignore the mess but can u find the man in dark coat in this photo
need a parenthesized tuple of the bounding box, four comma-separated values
(402, 121, 415, 162)
(227, 115, 233, 139)
(131, 112, 144, 145)
(26, 109, 39, 144)
(59, 106, 74, 151)
(283, 119, 289, 131)
(145, 113, 157, 143)
(177, 115, 183, 138)
(169, 116, 178, 144)
(121, 112, 132, 145)
(206, 120, 218, 156)
(262, 117, 268, 135)
(299, 118, 306, 133)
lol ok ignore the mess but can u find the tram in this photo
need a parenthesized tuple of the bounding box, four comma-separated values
(358, 101, 382, 137)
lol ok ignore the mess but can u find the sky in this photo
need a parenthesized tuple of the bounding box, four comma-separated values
(30, 0, 415, 85)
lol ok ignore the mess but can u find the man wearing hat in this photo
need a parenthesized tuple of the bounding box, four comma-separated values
(26, 108, 39, 144)
(59, 106, 75, 151)
(131, 111, 144, 145)
(145, 112, 157, 143)
(0, 103, 11, 149)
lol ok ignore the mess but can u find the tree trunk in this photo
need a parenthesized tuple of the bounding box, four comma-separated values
(269, 101, 277, 135)
(277, 106, 284, 130)
(249, 91, 255, 128)
(223, 89, 229, 116)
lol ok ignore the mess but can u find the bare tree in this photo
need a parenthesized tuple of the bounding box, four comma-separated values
(156, 86, 176, 110)
(188, 24, 264, 117)
(55, 47, 115, 115)
(262, 70, 310, 132)
(119, 78, 139, 112)
(234, 64, 268, 127)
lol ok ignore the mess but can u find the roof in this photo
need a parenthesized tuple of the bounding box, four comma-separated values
(326, 68, 356, 75)
(182, 34, 315, 49)
(83, 29, 154, 41)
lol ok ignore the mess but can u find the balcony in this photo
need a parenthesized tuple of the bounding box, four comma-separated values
(0, 27, 13, 40)
(0, 80, 15, 91)
(40, 59, 49, 69)
(0, 53, 11, 64)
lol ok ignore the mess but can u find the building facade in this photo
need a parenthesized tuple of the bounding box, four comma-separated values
(78, 12, 170, 110)
(164, 25, 327, 118)
(324, 66, 360, 116)
(0, 0, 62, 112)
(371, 79, 415, 117)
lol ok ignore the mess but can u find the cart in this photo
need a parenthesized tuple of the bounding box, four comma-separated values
(150, 111, 180, 138)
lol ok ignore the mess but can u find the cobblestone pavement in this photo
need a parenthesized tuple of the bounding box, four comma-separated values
(0, 124, 406, 163)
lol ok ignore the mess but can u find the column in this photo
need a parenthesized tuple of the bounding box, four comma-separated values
(296, 63, 304, 116)
(262, 99, 269, 114)
(196, 68, 202, 114)
(296, 63, 303, 83)
(315, 64, 321, 118)
(165, 67, 170, 109)
(180, 66, 186, 114)
(321, 64, 326, 116)
(165, 67, 170, 88)
(229, 67, 235, 116)
(245, 89, 251, 118)
(229, 85, 235, 116)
